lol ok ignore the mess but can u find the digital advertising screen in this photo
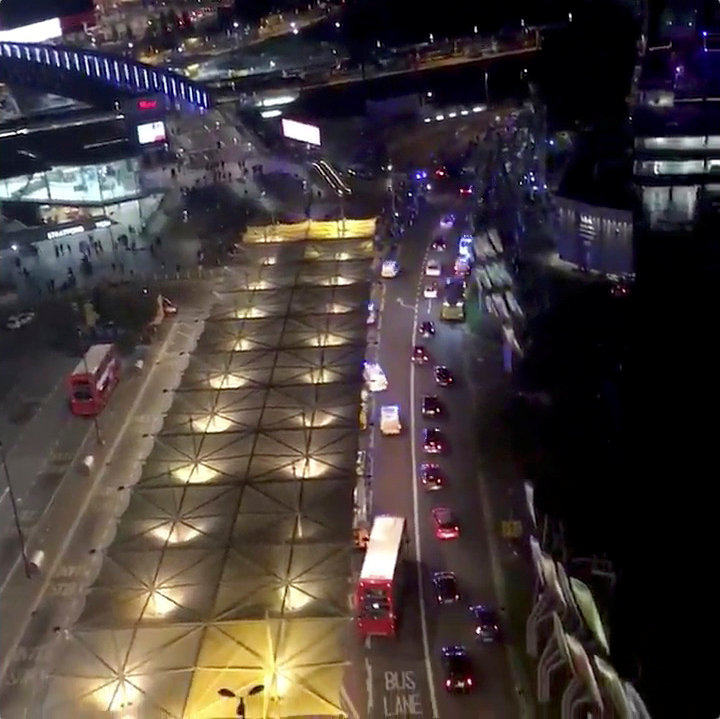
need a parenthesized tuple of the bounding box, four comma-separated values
(0, 17, 62, 42)
(136, 120, 167, 146)
(281, 118, 321, 147)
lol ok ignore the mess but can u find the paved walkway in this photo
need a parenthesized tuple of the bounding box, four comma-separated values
(0, 287, 216, 706)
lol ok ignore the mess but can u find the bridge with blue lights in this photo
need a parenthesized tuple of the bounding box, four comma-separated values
(0, 41, 211, 112)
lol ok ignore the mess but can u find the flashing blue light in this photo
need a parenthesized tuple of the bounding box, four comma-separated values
(703, 30, 708, 37)
(415, 171, 422, 180)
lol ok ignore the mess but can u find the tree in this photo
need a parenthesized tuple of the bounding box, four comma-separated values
(92, 286, 157, 333)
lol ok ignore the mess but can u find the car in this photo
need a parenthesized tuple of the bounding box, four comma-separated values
(412, 345, 430, 364)
(421, 394, 442, 418)
(440, 213, 455, 228)
(441, 645, 474, 692)
(381, 259, 400, 278)
(161, 296, 177, 316)
(5, 311, 35, 330)
(425, 259, 442, 277)
(433, 571, 460, 604)
(423, 282, 439, 299)
(459, 185, 474, 196)
(419, 320, 435, 337)
(431, 237, 447, 251)
(380, 404, 402, 435)
(434, 366, 454, 387)
(454, 257, 471, 277)
(470, 605, 502, 643)
(458, 235, 473, 256)
(363, 362, 388, 392)
(423, 427, 446, 454)
(432, 507, 459, 539)
(420, 462, 444, 490)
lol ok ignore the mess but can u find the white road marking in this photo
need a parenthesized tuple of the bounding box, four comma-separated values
(365, 656, 374, 711)
(365, 635, 372, 650)
(409, 244, 440, 719)
(341, 681, 362, 719)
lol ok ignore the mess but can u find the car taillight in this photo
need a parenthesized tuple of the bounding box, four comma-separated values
(445, 680, 451, 688)
(466, 678, 473, 686)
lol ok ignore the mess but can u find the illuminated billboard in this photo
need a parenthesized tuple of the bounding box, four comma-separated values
(281, 118, 321, 147)
(137, 120, 167, 145)
(0, 17, 62, 42)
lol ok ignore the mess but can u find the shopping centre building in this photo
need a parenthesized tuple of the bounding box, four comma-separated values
(0, 106, 172, 289)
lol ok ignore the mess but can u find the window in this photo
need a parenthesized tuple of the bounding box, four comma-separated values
(635, 160, 704, 175)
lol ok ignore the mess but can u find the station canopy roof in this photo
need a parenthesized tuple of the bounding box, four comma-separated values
(41, 230, 375, 718)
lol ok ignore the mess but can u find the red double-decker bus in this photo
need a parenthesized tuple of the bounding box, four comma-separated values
(68, 343, 120, 416)
(356, 515, 408, 638)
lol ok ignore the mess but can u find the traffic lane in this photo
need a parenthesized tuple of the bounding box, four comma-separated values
(368, 307, 436, 719)
(415, 299, 518, 715)
(365, 209, 447, 719)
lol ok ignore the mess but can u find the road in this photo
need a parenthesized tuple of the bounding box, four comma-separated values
(361, 194, 519, 717)
(211, 34, 539, 95)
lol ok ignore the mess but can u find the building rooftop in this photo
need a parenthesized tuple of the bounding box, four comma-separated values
(0, 112, 134, 179)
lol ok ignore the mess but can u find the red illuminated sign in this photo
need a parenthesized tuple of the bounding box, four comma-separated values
(137, 99, 158, 110)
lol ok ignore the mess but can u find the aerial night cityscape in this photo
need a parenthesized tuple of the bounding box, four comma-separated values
(0, 0, 715, 716)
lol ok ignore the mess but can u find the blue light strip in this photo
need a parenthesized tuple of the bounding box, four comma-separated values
(0, 42, 211, 110)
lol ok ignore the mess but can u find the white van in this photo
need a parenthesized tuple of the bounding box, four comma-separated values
(363, 362, 388, 392)
(380, 405, 402, 435)
(381, 260, 400, 278)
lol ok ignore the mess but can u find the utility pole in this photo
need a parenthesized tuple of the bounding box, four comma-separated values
(0, 441, 31, 578)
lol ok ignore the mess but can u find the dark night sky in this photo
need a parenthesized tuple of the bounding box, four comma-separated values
(0, 0, 93, 29)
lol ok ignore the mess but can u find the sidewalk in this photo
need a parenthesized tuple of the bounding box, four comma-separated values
(0, 289, 215, 707)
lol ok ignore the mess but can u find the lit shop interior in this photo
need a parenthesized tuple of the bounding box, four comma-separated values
(0, 158, 141, 205)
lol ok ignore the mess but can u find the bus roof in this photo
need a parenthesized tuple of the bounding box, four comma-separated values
(360, 515, 405, 583)
(72, 344, 114, 377)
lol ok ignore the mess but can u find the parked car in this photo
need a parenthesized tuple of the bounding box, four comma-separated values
(5, 311, 35, 330)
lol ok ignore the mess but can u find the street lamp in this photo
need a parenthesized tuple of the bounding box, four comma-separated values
(0, 441, 31, 578)
(218, 684, 265, 717)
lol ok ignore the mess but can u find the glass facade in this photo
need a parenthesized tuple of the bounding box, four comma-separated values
(0, 158, 141, 204)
